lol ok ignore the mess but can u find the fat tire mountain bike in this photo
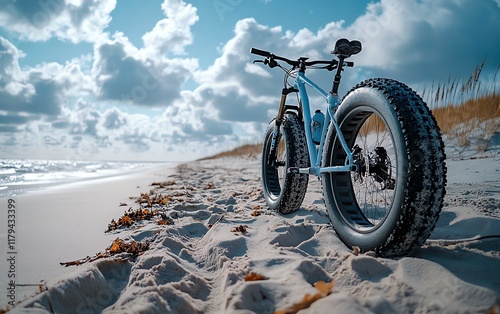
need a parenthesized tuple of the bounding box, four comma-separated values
(251, 38, 447, 257)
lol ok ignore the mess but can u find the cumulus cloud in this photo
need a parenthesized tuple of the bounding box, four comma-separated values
(188, 17, 359, 125)
(102, 107, 127, 130)
(0, 37, 91, 120)
(14, 96, 235, 160)
(188, 19, 294, 124)
(91, 0, 200, 107)
(91, 32, 197, 107)
(0, 0, 234, 160)
(142, 0, 199, 56)
(345, 0, 500, 81)
(0, 0, 115, 43)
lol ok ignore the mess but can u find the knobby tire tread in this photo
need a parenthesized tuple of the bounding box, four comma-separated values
(327, 78, 446, 257)
(262, 113, 309, 214)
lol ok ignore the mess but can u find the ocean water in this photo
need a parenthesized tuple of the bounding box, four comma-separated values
(0, 159, 164, 198)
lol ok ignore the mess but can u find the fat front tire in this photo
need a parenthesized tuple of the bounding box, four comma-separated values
(322, 78, 446, 257)
(262, 113, 310, 214)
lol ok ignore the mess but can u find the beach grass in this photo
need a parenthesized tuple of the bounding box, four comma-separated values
(201, 143, 262, 160)
(427, 57, 499, 150)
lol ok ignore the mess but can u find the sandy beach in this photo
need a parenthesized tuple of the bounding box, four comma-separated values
(0, 164, 175, 308)
(2, 142, 499, 313)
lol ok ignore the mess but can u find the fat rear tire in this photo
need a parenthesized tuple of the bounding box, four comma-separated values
(322, 78, 446, 257)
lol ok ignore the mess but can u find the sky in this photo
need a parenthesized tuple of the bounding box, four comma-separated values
(0, 0, 499, 162)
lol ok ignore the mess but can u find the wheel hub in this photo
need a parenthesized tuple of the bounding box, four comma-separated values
(352, 144, 395, 190)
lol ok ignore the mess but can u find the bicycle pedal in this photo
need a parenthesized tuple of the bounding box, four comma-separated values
(288, 167, 300, 174)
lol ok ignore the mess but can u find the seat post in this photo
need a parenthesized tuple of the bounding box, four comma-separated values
(331, 56, 345, 96)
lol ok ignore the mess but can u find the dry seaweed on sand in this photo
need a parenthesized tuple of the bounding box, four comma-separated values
(150, 180, 176, 188)
(244, 272, 269, 281)
(60, 238, 149, 267)
(106, 207, 165, 232)
(231, 225, 249, 234)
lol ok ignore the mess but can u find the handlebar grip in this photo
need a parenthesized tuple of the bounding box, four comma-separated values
(250, 48, 271, 57)
(345, 61, 354, 67)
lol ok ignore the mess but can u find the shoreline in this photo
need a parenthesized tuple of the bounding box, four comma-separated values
(0, 161, 176, 199)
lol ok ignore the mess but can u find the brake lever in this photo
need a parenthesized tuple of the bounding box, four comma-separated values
(268, 58, 278, 68)
(252, 58, 278, 68)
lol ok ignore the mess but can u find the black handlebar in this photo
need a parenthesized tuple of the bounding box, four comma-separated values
(250, 47, 351, 70)
(250, 48, 271, 57)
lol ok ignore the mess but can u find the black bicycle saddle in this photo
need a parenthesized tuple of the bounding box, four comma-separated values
(332, 38, 362, 58)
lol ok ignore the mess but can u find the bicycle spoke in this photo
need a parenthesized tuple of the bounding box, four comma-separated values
(350, 112, 396, 228)
(276, 133, 287, 189)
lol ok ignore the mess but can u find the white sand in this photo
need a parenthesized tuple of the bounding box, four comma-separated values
(2, 143, 499, 313)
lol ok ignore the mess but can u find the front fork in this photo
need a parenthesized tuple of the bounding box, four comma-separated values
(267, 87, 297, 166)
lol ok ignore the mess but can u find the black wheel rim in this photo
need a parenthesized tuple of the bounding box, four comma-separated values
(328, 108, 398, 232)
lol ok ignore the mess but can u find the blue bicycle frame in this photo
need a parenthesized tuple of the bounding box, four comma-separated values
(292, 69, 354, 176)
